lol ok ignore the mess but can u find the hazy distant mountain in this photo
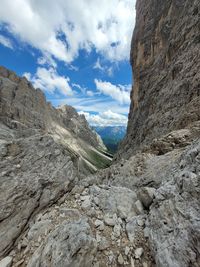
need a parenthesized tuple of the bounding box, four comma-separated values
(93, 126, 126, 154)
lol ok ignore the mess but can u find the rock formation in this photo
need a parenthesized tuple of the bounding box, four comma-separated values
(116, 0, 200, 160)
(0, 0, 200, 266)
(0, 66, 111, 174)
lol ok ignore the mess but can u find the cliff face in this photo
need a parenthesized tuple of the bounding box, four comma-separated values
(0, 66, 105, 150)
(0, 66, 110, 173)
(117, 0, 200, 160)
(0, 66, 111, 261)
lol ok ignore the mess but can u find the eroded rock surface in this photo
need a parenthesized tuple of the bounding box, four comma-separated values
(116, 0, 200, 160)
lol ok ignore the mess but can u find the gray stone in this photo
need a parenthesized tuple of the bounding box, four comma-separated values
(27, 218, 97, 267)
(118, 254, 124, 265)
(134, 200, 144, 215)
(104, 214, 118, 226)
(135, 248, 144, 259)
(125, 246, 130, 256)
(113, 224, 121, 238)
(98, 237, 110, 251)
(137, 187, 156, 209)
(0, 257, 12, 267)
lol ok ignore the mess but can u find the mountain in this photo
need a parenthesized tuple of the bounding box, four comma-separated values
(93, 126, 126, 153)
(0, 0, 200, 267)
(0, 66, 111, 174)
(116, 0, 200, 161)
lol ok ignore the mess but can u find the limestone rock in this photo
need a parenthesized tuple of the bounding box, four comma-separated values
(147, 141, 200, 267)
(0, 257, 12, 267)
(0, 132, 76, 257)
(116, 0, 200, 160)
(135, 248, 144, 259)
(118, 254, 124, 265)
(27, 218, 97, 267)
(137, 187, 156, 209)
(90, 185, 138, 219)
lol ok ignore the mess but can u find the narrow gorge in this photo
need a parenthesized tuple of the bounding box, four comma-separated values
(0, 0, 199, 267)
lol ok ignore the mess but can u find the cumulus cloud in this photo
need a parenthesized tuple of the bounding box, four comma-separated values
(0, 0, 135, 63)
(0, 34, 13, 49)
(79, 110, 128, 126)
(24, 67, 73, 96)
(95, 79, 131, 105)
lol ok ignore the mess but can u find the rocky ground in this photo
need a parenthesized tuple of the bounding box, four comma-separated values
(0, 121, 199, 267)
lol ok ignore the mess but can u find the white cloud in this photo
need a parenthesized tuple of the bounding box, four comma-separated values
(93, 58, 114, 76)
(24, 67, 73, 96)
(79, 110, 128, 126)
(68, 65, 79, 71)
(86, 90, 94, 97)
(95, 79, 131, 105)
(72, 83, 86, 94)
(52, 96, 130, 115)
(37, 54, 57, 68)
(0, 34, 13, 49)
(0, 0, 136, 63)
(93, 58, 104, 71)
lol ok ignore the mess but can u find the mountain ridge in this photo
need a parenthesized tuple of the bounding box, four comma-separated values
(0, 65, 111, 174)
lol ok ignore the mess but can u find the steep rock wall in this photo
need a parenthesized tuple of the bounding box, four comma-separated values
(117, 0, 200, 160)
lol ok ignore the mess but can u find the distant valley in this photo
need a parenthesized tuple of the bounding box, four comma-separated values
(93, 126, 126, 154)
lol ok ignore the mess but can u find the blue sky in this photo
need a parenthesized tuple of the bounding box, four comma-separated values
(0, 0, 136, 126)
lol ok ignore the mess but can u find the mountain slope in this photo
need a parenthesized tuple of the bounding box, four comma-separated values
(0, 66, 111, 173)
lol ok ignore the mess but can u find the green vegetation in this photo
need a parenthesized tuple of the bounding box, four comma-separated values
(86, 148, 112, 169)
(102, 137, 120, 154)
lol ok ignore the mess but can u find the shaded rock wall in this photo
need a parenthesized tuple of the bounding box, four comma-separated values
(117, 0, 200, 160)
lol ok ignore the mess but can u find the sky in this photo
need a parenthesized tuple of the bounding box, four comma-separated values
(0, 0, 136, 126)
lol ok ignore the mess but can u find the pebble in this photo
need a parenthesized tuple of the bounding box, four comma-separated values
(135, 247, 144, 259)
(93, 197, 99, 205)
(125, 246, 130, 256)
(137, 218, 145, 227)
(108, 254, 114, 264)
(113, 224, 121, 238)
(75, 193, 80, 199)
(81, 188, 89, 196)
(118, 254, 124, 265)
(98, 237, 110, 251)
(135, 200, 144, 214)
(54, 149, 61, 156)
(16, 164, 21, 169)
(95, 219, 103, 227)
(104, 214, 117, 226)
(81, 196, 91, 209)
(80, 195, 90, 201)
(131, 257, 135, 267)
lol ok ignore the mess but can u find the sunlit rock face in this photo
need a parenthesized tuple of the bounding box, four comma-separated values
(117, 0, 200, 160)
(0, 65, 105, 150)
